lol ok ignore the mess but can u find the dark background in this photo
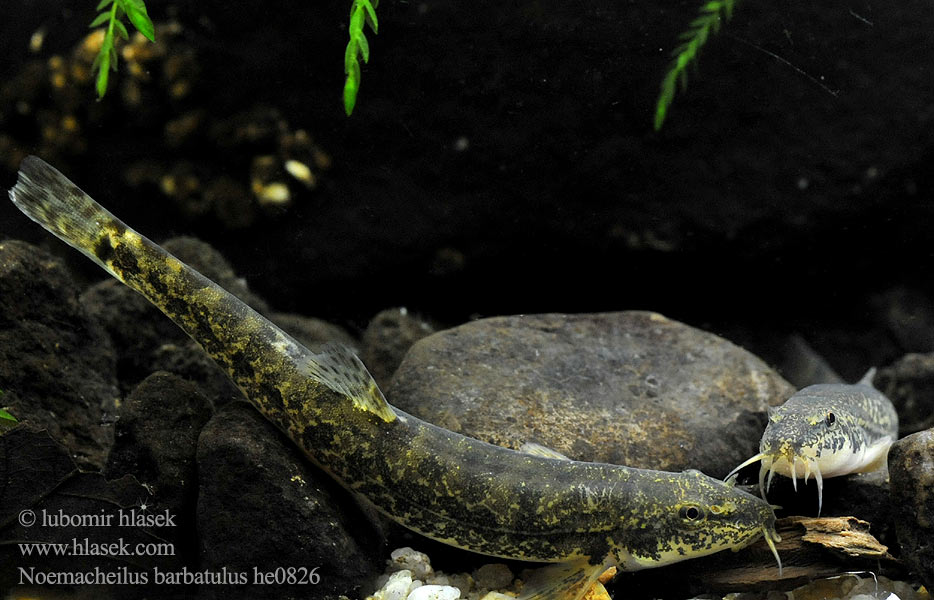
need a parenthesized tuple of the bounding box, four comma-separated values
(2, 0, 933, 379)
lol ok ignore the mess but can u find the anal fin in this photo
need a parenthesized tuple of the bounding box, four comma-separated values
(519, 558, 610, 600)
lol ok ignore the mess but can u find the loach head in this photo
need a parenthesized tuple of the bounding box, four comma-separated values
(618, 469, 781, 574)
(726, 386, 860, 515)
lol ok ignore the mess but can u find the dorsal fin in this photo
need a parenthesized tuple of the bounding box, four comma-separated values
(520, 442, 571, 461)
(304, 343, 397, 423)
(858, 367, 878, 388)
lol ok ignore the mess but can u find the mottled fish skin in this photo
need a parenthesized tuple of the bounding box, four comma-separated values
(728, 372, 898, 514)
(9, 157, 780, 592)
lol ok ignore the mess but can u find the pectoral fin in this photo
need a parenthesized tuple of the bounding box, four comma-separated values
(520, 442, 571, 461)
(859, 435, 894, 473)
(519, 559, 610, 600)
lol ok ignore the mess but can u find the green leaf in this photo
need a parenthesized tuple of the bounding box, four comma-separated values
(96, 44, 112, 98)
(358, 33, 370, 63)
(653, 0, 740, 130)
(113, 18, 129, 40)
(344, 75, 359, 116)
(0, 409, 15, 422)
(120, 0, 155, 41)
(342, 0, 381, 115)
(89, 12, 111, 28)
(96, 0, 114, 10)
(362, 0, 379, 33)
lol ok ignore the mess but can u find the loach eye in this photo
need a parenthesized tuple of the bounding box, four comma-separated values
(825, 412, 836, 426)
(679, 505, 706, 521)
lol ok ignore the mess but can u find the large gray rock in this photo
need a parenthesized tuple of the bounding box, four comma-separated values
(387, 311, 794, 477)
(0, 240, 118, 469)
(888, 428, 934, 590)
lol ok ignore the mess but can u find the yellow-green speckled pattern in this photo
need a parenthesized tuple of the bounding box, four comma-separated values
(9, 156, 778, 578)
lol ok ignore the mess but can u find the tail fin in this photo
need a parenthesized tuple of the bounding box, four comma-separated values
(9, 156, 122, 274)
(8, 156, 397, 428)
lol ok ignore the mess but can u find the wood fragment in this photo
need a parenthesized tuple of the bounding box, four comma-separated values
(620, 516, 906, 594)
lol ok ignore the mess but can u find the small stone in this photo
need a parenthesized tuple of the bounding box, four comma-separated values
(381, 570, 414, 600)
(389, 547, 434, 579)
(790, 575, 858, 600)
(407, 585, 461, 600)
(446, 573, 474, 596)
(473, 564, 513, 591)
(363, 307, 436, 387)
(479, 592, 515, 600)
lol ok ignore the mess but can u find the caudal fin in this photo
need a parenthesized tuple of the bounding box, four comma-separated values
(9, 156, 124, 274)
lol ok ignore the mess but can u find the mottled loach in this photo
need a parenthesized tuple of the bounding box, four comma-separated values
(9, 156, 781, 600)
(728, 369, 898, 515)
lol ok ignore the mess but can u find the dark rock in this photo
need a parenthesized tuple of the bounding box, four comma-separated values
(160, 237, 270, 313)
(0, 240, 118, 469)
(362, 308, 437, 387)
(81, 277, 184, 391)
(269, 311, 358, 351)
(0, 427, 168, 599)
(197, 403, 383, 600)
(105, 372, 213, 565)
(149, 340, 244, 406)
(387, 311, 794, 477)
(871, 287, 934, 354)
(888, 428, 934, 590)
(876, 354, 934, 436)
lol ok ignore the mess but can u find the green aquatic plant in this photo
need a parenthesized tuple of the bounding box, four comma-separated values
(0, 390, 16, 435)
(89, 0, 155, 99)
(654, 0, 738, 130)
(343, 0, 379, 116)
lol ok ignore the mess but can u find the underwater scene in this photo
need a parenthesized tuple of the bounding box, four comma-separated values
(0, 0, 933, 599)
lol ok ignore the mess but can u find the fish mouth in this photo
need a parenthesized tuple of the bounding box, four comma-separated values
(726, 450, 826, 516)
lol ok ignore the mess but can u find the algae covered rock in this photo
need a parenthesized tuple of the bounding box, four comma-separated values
(888, 427, 934, 590)
(387, 311, 794, 477)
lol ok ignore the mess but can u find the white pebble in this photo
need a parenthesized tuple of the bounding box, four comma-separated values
(407, 585, 461, 600)
(380, 569, 414, 600)
(390, 547, 435, 579)
(479, 592, 515, 600)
